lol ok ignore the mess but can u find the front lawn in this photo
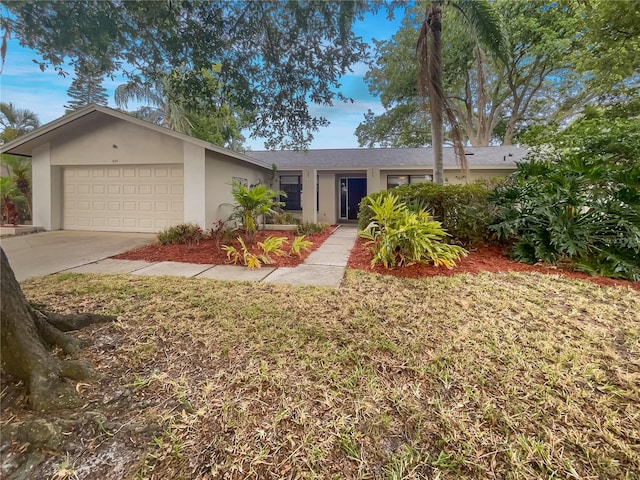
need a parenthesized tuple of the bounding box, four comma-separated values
(2, 271, 639, 479)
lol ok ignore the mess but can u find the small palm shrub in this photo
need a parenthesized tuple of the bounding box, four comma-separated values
(290, 235, 313, 256)
(360, 193, 467, 269)
(157, 223, 204, 245)
(358, 182, 493, 247)
(230, 182, 285, 241)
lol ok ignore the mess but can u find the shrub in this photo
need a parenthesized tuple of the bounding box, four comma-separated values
(491, 100, 640, 281)
(358, 182, 493, 247)
(157, 223, 204, 245)
(490, 153, 640, 280)
(297, 222, 328, 236)
(360, 192, 467, 269)
(269, 210, 299, 225)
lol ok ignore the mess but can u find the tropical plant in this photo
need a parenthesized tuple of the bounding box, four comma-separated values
(0, 176, 22, 225)
(416, 0, 506, 184)
(230, 182, 285, 242)
(257, 236, 287, 264)
(290, 235, 313, 257)
(359, 192, 467, 269)
(115, 73, 192, 134)
(1, 155, 32, 217)
(358, 181, 494, 247)
(491, 100, 640, 280)
(0, 102, 40, 143)
(222, 235, 290, 269)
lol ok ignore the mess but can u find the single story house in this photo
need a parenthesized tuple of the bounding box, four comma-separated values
(251, 146, 528, 224)
(1, 104, 528, 232)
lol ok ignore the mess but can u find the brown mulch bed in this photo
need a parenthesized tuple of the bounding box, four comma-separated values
(347, 237, 640, 291)
(112, 226, 337, 268)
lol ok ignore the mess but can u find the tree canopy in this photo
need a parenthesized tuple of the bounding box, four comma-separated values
(358, 0, 639, 149)
(3, 0, 380, 149)
(64, 61, 108, 111)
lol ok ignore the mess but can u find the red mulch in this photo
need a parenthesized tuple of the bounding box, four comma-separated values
(113, 228, 638, 291)
(113, 227, 337, 268)
(347, 237, 640, 291)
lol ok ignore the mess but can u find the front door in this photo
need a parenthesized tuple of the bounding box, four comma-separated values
(339, 177, 367, 221)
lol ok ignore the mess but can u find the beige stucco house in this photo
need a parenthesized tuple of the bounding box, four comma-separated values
(1, 105, 271, 232)
(1, 104, 528, 232)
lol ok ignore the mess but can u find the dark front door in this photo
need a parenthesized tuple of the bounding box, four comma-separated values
(339, 177, 367, 220)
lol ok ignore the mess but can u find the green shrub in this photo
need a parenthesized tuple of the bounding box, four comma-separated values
(490, 153, 640, 280)
(358, 182, 493, 247)
(269, 210, 300, 225)
(297, 221, 328, 236)
(491, 100, 640, 281)
(360, 192, 467, 269)
(157, 223, 204, 245)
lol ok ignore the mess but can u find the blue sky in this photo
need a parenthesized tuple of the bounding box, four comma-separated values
(0, 8, 404, 150)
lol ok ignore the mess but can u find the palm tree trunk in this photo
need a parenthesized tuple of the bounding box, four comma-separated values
(428, 2, 444, 185)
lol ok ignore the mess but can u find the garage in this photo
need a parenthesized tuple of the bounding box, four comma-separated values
(63, 165, 184, 233)
(0, 104, 271, 232)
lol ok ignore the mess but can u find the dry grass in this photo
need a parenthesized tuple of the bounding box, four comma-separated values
(9, 271, 640, 479)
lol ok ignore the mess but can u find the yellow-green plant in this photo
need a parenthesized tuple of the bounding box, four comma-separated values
(257, 236, 287, 264)
(359, 193, 467, 269)
(222, 235, 289, 269)
(290, 235, 313, 256)
(230, 182, 285, 241)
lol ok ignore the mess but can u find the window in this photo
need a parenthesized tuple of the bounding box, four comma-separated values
(279, 175, 302, 210)
(387, 174, 432, 189)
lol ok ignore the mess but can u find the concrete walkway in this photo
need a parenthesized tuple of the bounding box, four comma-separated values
(65, 226, 359, 288)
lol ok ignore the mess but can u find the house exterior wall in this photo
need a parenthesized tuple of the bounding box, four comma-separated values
(183, 143, 207, 227)
(49, 115, 183, 166)
(32, 142, 63, 230)
(279, 166, 517, 225)
(317, 171, 336, 224)
(204, 150, 267, 229)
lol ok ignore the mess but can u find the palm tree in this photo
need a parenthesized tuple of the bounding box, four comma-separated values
(0, 177, 23, 224)
(0, 102, 40, 143)
(114, 77, 192, 134)
(1, 155, 32, 217)
(417, 0, 506, 185)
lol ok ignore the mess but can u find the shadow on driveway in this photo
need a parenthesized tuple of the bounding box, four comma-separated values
(0, 230, 156, 281)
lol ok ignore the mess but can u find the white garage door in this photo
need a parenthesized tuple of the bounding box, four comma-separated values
(63, 165, 184, 232)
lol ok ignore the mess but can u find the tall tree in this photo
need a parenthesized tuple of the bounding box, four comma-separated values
(4, 0, 378, 150)
(64, 62, 108, 111)
(115, 65, 248, 149)
(0, 102, 40, 142)
(115, 74, 192, 133)
(416, 0, 506, 184)
(360, 1, 637, 151)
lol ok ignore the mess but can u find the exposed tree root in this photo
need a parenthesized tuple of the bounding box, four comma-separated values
(1, 247, 116, 411)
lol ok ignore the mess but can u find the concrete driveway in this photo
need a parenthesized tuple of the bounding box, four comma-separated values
(0, 230, 156, 281)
